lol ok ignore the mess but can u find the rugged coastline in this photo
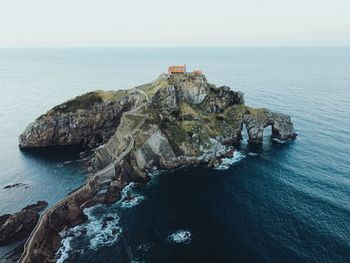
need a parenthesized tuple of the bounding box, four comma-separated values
(18, 73, 296, 262)
(0, 201, 48, 246)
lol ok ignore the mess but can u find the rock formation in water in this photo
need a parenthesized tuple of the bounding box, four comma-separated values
(19, 90, 138, 149)
(0, 201, 48, 246)
(18, 73, 296, 262)
(20, 73, 296, 159)
(3, 183, 28, 189)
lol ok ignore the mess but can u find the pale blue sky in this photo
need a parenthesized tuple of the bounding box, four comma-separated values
(0, 0, 349, 47)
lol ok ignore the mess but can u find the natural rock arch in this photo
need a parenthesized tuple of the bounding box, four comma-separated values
(242, 109, 296, 144)
(263, 124, 273, 141)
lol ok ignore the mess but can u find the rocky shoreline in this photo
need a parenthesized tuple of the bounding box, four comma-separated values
(0, 201, 48, 246)
(17, 73, 296, 262)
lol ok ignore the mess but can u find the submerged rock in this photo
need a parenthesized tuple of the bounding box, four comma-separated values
(0, 201, 48, 246)
(3, 183, 27, 189)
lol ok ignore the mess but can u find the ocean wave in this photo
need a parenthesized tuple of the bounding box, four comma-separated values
(147, 167, 166, 186)
(272, 138, 289, 144)
(56, 235, 73, 263)
(118, 182, 145, 208)
(149, 167, 161, 177)
(56, 160, 73, 168)
(56, 205, 122, 261)
(56, 223, 85, 262)
(84, 207, 122, 250)
(167, 230, 192, 244)
(215, 151, 246, 170)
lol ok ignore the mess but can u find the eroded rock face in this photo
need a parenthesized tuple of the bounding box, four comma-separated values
(270, 112, 297, 141)
(202, 85, 245, 113)
(95, 74, 295, 176)
(20, 73, 296, 172)
(18, 73, 297, 262)
(134, 125, 177, 169)
(152, 75, 244, 118)
(19, 90, 138, 149)
(173, 74, 209, 104)
(0, 201, 48, 245)
(152, 85, 179, 121)
(243, 109, 296, 144)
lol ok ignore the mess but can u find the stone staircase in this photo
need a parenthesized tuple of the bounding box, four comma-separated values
(19, 88, 149, 263)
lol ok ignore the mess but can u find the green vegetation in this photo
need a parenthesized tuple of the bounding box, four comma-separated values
(179, 102, 199, 117)
(58, 92, 102, 112)
(53, 90, 127, 113)
(167, 123, 188, 144)
(178, 120, 195, 133)
(243, 106, 270, 122)
(140, 79, 169, 98)
(98, 90, 127, 102)
(124, 114, 146, 131)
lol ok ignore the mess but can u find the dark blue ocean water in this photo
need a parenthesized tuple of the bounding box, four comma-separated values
(0, 48, 349, 262)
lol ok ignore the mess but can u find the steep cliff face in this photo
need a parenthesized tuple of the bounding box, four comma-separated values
(18, 73, 297, 262)
(93, 73, 296, 174)
(243, 108, 296, 144)
(20, 73, 296, 168)
(19, 90, 139, 149)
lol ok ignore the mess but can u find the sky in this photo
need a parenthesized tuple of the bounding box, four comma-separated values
(0, 0, 349, 47)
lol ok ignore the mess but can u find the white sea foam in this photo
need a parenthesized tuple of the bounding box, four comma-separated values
(215, 151, 246, 170)
(167, 230, 192, 244)
(56, 182, 146, 260)
(149, 167, 161, 177)
(56, 160, 73, 168)
(56, 205, 122, 261)
(118, 182, 144, 208)
(56, 223, 85, 262)
(247, 152, 258, 156)
(84, 206, 122, 250)
(272, 138, 288, 144)
(56, 235, 73, 263)
(147, 167, 166, 186)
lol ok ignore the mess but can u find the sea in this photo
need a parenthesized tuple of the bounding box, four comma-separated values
(0, 47, 349, 262)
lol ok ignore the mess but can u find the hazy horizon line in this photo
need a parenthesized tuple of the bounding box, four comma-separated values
(1, 45, 350, 49)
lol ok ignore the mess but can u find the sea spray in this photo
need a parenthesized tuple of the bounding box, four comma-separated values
(56, 205, 122, 261)
(167, 230, 192, 244)
(215, 151, 246, 170)
(118, 182, 145, 208)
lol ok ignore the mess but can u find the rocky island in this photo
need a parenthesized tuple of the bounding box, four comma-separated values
(18, 72, 296, 262)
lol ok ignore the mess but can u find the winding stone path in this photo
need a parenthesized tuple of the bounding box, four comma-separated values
(19, 88, 149, 263)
